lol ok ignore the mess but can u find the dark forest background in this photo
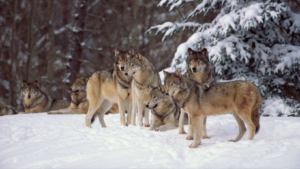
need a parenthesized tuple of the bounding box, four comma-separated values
(1, 0, 299, 110)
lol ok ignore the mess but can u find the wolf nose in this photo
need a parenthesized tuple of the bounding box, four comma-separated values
(69, 88, 72, 92)
(124, 72, 128, 76)
(121, 67, 125, 71)
(27, 95, 31, 99)
(192, 67, 197, 72)
(146, 104, 149, 108)
(165, 93, 169, 96)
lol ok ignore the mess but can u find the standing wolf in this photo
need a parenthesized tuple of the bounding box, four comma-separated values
(124, 53, 161, 127)
(0, 101, 20, 116)
(145, 85, 188, 131)
(85, 47, 134, 127)
(48, 74, 119, 115)
(21, 80, 70, 113)
(164, 70, 262, 148)
(179, 48, 213, 138)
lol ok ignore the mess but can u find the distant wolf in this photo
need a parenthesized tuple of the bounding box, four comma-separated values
(85, 47, 134, 127)
(145, 85, 188, 131)
(124, 53, 161, 127)
(164, 70, 262, 148)
(179, 48, 213, 138)
(0, 101, 20, 116)
(21, 80, 70, 113)
(48, 74, 119, 115)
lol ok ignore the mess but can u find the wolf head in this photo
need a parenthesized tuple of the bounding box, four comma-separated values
(114, 46, 134, 71)
(70, 74, 88, 93)
(146, 85, 167, 109)
(124, 53, 145, 77)
(186, 48, 209, 73)
(163, 70, 183, 96)
(21, 80, 41, 99)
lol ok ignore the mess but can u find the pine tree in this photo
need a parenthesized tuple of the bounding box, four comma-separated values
(147, 0, 300, 116)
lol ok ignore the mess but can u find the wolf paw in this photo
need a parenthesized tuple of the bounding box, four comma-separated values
(155, 128, 160, 131)
(229, 139, 238, 142)
(202, 135, 210, 139)
(179, 130, 186, 134)
(144, 124, 150, 127)
(189, 143, 199, 148)
(186, 136, 194, 140)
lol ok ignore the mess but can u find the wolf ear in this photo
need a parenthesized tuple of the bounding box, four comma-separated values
(187, 48, 194, 55)
(163, 70, 170, 77)
(161, 86, 167, 93)
(76, 74, 81, 78)
(33, 80, 39, 88)
(127, 46, 134, 56)
(201, 48, 209, 60)
(22, 80, 27, 88)
(137, 53, 144, 61)
(114, 48, 121, 57)
(148, 85, 154, 90)
(175, 69, 182, 78)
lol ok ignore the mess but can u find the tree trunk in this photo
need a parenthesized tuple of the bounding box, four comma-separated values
(24, 0, 34, 82)
(9, 0, 18, 107)
(66, 0, 87, 86)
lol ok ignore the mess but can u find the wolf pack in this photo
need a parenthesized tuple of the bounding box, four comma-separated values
(0, 47, 262, 148)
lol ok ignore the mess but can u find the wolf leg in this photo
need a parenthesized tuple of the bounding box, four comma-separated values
(136, 100, 144, 127)
(149, 115, 161, 131)
(229, 111, 246, 142)
(144, 108, 150, 127)
(186, 115, 194, 140)
(118, 97, 126, 126)
(96, 100, 113, 128)
(85, 98, 103, 128)
(179, 109, 186, 134)
(126, 99, 132, 126)
(189, 115, 202, 148)
(201, 116, 210, 139)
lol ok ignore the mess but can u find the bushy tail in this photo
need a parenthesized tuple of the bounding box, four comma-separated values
(251, 91, 262, 134)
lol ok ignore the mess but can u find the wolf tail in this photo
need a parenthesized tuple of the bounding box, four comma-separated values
(251, 89, 262, 134)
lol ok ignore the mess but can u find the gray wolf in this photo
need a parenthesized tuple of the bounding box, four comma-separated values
(164, 70, 262, 148)
(48, 74, 119, 115)
(145, 85, 188, 131)
(21, 80, 70, 113)
(179, 48, 213, 138)
(0, 101, 20, 116)
(124, 53, 161, 127)
(85, 47, 134, 127)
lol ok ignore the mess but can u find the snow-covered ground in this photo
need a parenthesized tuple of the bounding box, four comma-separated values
(1, 113, 300, 169)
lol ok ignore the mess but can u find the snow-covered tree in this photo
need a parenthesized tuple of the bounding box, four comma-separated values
(147, 0, 300, 116)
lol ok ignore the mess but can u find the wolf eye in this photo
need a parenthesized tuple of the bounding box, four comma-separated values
(171, 84, 173, 86)
(153, 96, 156, 99)
(131, 64, 134, 67)
(31, 89, 33, 92)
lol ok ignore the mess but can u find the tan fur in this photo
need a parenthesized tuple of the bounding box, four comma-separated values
(21, 80, 70, 113)
(85, 47, 134, 127)
(146, 85, 188, 131)
(180, 48, 213, 138)
(124, 53, 161, 127)
(165, 70, 262, 148)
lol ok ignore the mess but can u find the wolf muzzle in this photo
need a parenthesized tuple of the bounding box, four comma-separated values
(27, 95, 31, 99)
(192, 67, 197, 72)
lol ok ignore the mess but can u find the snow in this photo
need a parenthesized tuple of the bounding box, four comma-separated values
(1, 113, 300, 168)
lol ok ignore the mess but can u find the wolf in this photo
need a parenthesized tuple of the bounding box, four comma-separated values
(21, 80, 70, 113)
(179, 48, 214, 138)
(145, 85, 188, 131)
(48, 74, 119, 115)
(124, 53, 161, 127)
(85, 47, 134, 127)
(0, 101, 20, 116)
(164, 70, 262, 148)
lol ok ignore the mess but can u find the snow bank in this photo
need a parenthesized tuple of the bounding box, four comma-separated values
(1, 113, 300, 168)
